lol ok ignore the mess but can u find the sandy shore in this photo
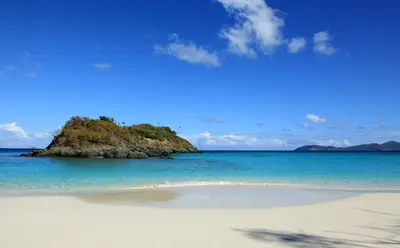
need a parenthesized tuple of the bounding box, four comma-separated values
(1, 192, 400, 248)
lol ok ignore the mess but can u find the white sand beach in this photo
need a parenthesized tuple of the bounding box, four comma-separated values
(1, 192, 400, 248)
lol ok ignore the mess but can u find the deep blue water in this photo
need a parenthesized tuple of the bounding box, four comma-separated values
(1, 150, 400, 192)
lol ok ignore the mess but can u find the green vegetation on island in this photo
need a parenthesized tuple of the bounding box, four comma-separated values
(23, 116, 198, 159)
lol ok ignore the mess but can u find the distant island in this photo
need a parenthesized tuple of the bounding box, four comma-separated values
(22, 116, 198, 159)
(295, 141, 400, 152)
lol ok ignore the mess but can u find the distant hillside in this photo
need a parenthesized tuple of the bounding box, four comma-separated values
(23, 116, 198, 159)
(295, 141, 400, 152)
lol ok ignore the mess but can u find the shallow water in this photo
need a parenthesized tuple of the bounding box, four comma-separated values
(1, 150, 400, 194)
(74, 186, 400, 209)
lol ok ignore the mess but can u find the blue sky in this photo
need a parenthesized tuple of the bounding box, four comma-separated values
(1, 0, 399, 149)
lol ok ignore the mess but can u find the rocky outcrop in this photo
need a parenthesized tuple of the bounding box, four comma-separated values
(22, 116, 198, 159)
(295, 141, 400, 152)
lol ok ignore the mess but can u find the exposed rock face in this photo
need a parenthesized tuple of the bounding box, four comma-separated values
(23, 116, 198, 159)
(295, 141, 400, 152)
(127, 151, 148, 159)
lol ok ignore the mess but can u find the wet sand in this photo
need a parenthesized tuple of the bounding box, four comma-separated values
(76, 189, 178, 205)
(75, 186, 395, 209)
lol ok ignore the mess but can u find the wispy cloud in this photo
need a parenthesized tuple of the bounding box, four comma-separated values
(373, 120, 383, 129)
(35, 62, 43, 68)
(201, 117, 225, 124)
(93, 63, 112, 70)
(371, 121, 400, 131)
(26, 72, 37, 78)
(355, 130, 400, 140)
(154, 34, 220, 67)
(20, 51, 31, 57)
(5, 65, 17, 71)
(182, 131, 287, 149)
(256, 122, 265, 127)
(328, 121, 347, 129)
(313, 31, 337, 55)
(216, 0, 285, 57)
(306, 114, 327, 124)
(33, 131, 53, 139)
(287, 37, 306, 53)
(281, 128, 292, 132)
(295, 122, 317, 130)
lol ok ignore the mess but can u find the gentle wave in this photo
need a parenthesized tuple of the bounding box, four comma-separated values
(113, 180, 400, 191)
(2, 180, 400, 197)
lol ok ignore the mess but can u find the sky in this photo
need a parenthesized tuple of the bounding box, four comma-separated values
(1, 0, 400, 149)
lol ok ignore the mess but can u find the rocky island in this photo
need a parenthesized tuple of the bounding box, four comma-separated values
(23, 116, 198, 159)
(295, 141, 400, 152)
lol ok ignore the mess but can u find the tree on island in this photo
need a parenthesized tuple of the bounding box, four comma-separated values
(99, 116, 116, 124)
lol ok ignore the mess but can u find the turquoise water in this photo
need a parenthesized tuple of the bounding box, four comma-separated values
(1, 150, 400, 192)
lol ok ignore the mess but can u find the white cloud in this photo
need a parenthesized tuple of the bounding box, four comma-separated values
(0, 123, 55, 148)
(306, 114, 327, 124)
(287, 37, 306, 53)
(310, 138, 350, 147)
(27, 72, 37, 78)
(343, 139, 351, 146)
(154, 34, 220, 67)
(313, 31, 336, 55)
(0, 122, 29, 140)
(5, 66, 17, 71)
(93, 63, 112, 70)
(182, 131, 287, 149)
(201, 117, 225, 124)
(33, 131, 52, 139)
(217, 0, 285, 57)
(314, 139, 337, 146)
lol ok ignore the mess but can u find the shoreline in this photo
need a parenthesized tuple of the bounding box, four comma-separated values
(132, 180, 400, 191)
(2, 180, 400, 198)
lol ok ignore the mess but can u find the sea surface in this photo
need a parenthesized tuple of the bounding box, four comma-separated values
(1, 149, 400, 195)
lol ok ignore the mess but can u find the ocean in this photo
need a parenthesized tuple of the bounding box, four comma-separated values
(1, 149, 400, 194)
